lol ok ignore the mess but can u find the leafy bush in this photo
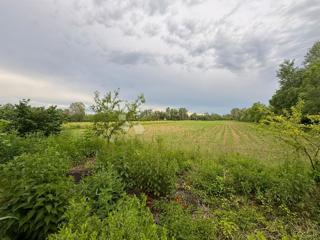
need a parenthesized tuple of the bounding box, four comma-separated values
(6, 99, 64, 136)
(48, 198, 108, 240)
(0, 133, 46, 164)
(91, 89, 145, 142)
(0, 149, 74, 239)
(97, 139, 187, 197)
(49, 131, 106, 165)
(190, 155, 314, 210)
(107, 196, 168, 239)
(81, 165, 124, 217)
(50, 196, 169, 240)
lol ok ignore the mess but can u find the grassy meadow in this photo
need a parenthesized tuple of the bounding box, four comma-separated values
(64, 120, 297, 163)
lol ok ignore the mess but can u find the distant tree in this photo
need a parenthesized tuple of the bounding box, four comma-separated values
(178, 108, 188, 120)
(165, 107, 171, 120)
(68, 102, 86, 122)
(230, 108, 244, 121)
(91, 89, 145, 142)
(210, 113, 223, 120)
(7, 99, 63, 136)
(243, 102, 270, 123)
(189, 113, 198, 120)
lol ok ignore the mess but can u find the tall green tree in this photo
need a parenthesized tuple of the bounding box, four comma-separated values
(269, 60, 303, 114)
(270, 41, 320, 115)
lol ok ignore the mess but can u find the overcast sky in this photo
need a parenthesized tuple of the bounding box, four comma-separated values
(0, 0, 319, 114)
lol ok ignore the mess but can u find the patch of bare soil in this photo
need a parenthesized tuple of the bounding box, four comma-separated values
(68, 157, 96, 183)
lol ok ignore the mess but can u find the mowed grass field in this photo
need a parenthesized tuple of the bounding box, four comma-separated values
(64, 120, 299, 164)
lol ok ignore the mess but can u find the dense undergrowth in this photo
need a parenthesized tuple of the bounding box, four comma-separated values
(0, 130, 320, 239)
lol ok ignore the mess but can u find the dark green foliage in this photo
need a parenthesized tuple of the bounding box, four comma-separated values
(81, 165, 124, 217)
(0, 104, 15, 121)
(139, 107, 223, 121)
(229, 103, 270, 122)
(97, 139, 187, 197)
(301, 61, 320, 114)
(0, 148, 74, 239)
(270, 60, 304, 114)
(6, 99, 64, 136)
(242, 103, 270, 122)
(270, 41, 320, 115)
(0, 119, 10, 133)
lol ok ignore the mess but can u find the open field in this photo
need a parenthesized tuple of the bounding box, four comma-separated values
(64, 121, 298, 164)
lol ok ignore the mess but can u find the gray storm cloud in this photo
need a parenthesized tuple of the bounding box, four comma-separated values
(0, 0, 319, 113)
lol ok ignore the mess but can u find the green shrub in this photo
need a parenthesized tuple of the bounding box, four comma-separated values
(190, 155, 314, 210)
(107, 196, 168, 239)
(50, 196, 169, 240)
(81, 165, 124, 217)
(0, 133, 46, 164)
(157, 201, 216, 240)
(264, 162, 314, 208)
(0, 149, 74, 239)
(7, 99, 64, 136)
(46, 131, 106, 165)
(48, 198, 108, 240)
(97, 139, 187, 197)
